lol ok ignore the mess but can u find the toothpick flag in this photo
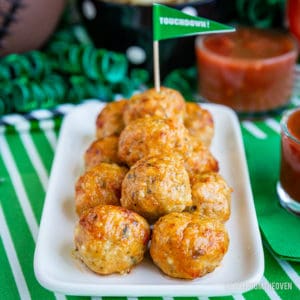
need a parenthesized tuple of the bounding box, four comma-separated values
(153, 3, 235, 41)
(152, 3, 235, 91)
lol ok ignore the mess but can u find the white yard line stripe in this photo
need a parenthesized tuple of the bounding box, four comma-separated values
(265, 118, 280, 134)
(264, 241, 300, 290)
(272, 253, 300, 290)
(0, 205, 31, 300)
(242, 121, 267, 139)
(0, 135, 39, 241)
(197, 297, 209, 300)
(1, 124, 68, 300)
(260, 276, 281, 300)
(39, 120, 57, 151)
(44, 130, 57, 151)
(278, 260, 300, 290)
(18, 131, 49, 191)
(19, 128, 67, 300)
(17, 129, 67, 300)
(54, 293, 68, 300)
(233, 295, 245, 300)
(291, 95, 300, 106)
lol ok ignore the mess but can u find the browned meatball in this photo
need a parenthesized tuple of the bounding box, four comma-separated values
(150, 212, 229, 279)
(184, 103, 214, 147)
(96, 100, 127, 139)
(123, 87, 186, 125)
(118, 116, 192, 166)
(184, 139, 219, 178)
(74, 205, 150, 275)
(121, 155, 192, 222)
(75, 163, 128, 216)
(188, 172, 232, 222)
(84, 136, 121, 170)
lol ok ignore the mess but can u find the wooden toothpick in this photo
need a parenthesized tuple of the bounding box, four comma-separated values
(153, 40, 160, 92)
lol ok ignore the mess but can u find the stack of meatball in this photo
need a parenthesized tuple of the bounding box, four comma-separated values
(74, 87, 232, 280)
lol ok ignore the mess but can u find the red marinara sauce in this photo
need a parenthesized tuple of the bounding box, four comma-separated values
(287, 0, 300, 47)
(280, 109, 300, 202)
(195, 27, 298, 114)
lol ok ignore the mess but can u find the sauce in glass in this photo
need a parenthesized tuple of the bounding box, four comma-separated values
(287, 0, 300, 47)
(279, 109, 300, 202)
(195, 27, 298, 114)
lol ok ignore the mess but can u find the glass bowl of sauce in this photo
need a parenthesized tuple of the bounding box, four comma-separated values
(195, 27, 298, 116)
(277, 108, 300, 215)
(287, 0, 300, 47)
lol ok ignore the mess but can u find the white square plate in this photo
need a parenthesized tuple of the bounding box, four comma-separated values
(34, 100, 264, 297)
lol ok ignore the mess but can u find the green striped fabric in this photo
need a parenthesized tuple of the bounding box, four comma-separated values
(0, 100, 300, 300)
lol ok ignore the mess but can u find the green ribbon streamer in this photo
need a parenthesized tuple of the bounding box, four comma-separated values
(12, 79, 39, 113)
(236, 0, 285, 28)
(101, 51, 128, 84)
(163, 67, 197, 100)
(0, 26, 150, 116)
(0, 98, 5, 115)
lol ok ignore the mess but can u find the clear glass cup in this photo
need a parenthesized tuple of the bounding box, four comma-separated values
(277, 107, 300, 215)
(287, 0, 300, 48)
(195, 27, 298, 117)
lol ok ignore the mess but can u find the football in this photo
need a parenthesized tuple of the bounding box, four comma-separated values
(0, 0, 65, 56)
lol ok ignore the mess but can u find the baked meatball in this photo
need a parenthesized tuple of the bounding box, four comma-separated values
(84, 136, 121, 170)
(121, 155, 192, 222)
(118, 116, 192, 166)
(188, 172, 232, 222)
(150, 212, 229, 279)
(75, 163, 128, 216)
(184, 139, 219, 178)
(184, 103, 214, 147)
(96, 100, 127, 139)
(123, 86, 186, 125)
(74, 205, 150, 275)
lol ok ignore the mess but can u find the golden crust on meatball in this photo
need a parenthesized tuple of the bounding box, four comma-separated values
(74, 205, 150, 275)
(121, 155, 192, 222)
(96, 100, 127, 139)
(75, 163, 128, 216)
(84, 136, 121, 170)
(150, 212, 229, 279)
(118, 116, 192, 166)
(123, 86, 186, 125)
(184, 103, 214, 147)
(184, 139, 219, 178)
(188, 172, 232, 222)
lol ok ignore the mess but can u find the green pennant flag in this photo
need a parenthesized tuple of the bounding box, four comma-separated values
(153, 3, 235, 41)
